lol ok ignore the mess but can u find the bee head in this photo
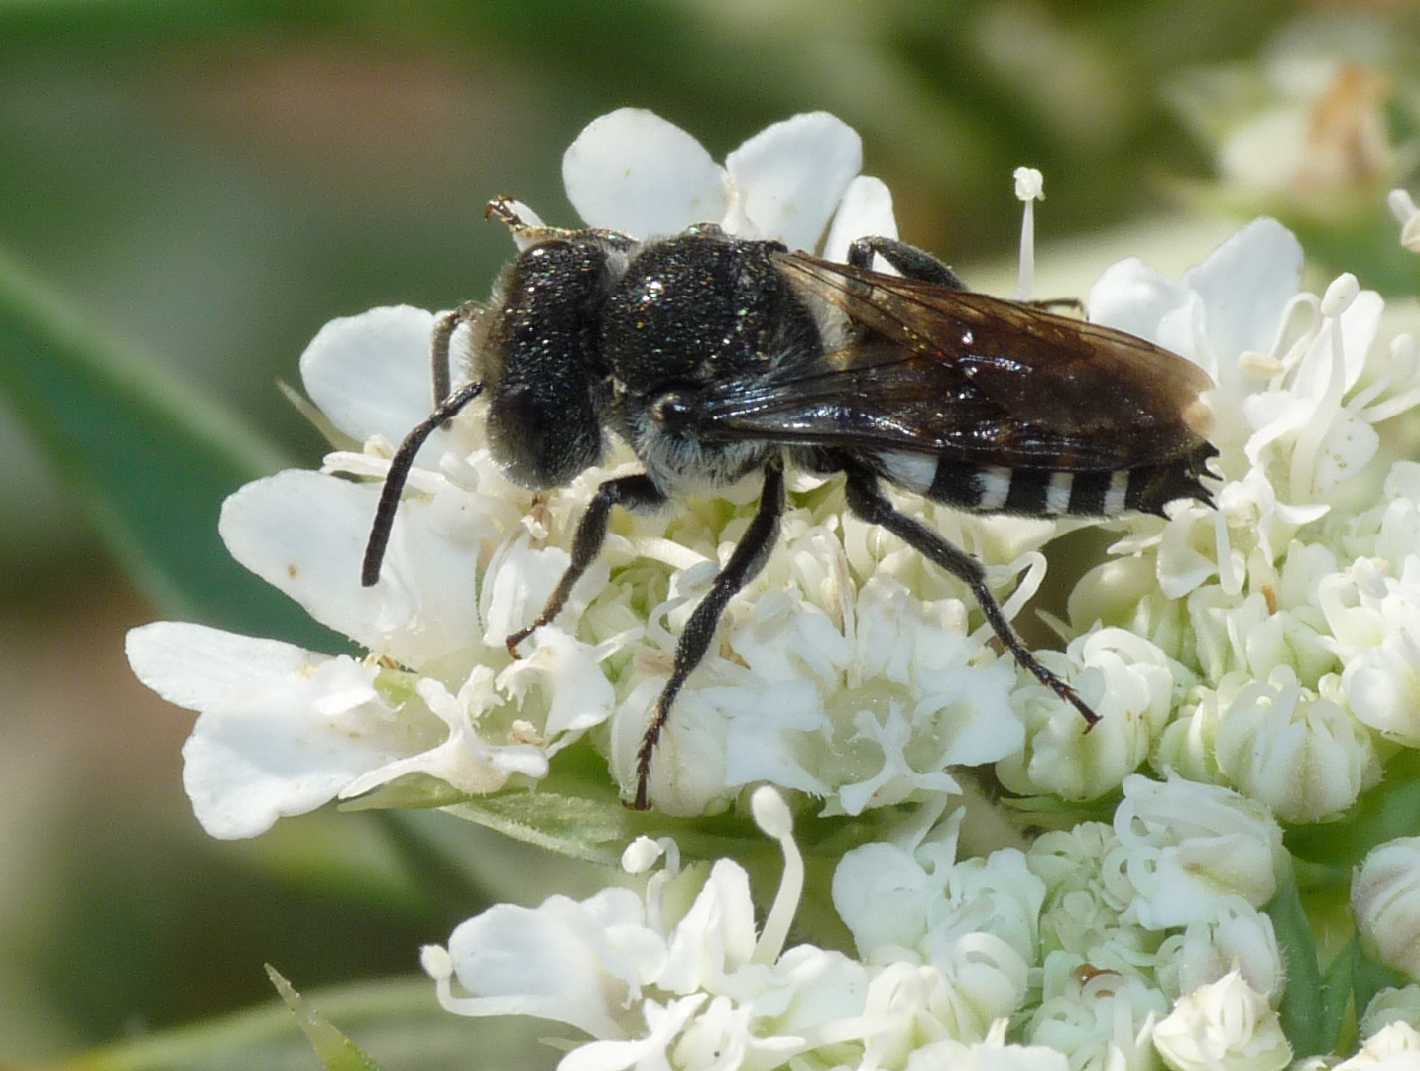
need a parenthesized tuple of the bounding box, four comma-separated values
(473, 239, 612, 489)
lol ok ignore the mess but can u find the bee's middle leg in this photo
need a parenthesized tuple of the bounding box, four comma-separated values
(633, 457, 785, 810)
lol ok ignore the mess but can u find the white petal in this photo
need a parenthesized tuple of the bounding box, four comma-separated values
(657, 860, 758, 993)
(832, 842, 932, 955)
(560, 995, 705, 1071)
(126, 623, 418, 839)
(299, 306, 451, 460)
(1087, 257, 1189, 342)
(219, 470, 480, 667)
(563, 109, 728, 237)
(821, 175, 899, 264)
(1183, 218, 1303, 361)
(446, 889, 657, 1039)
(724, 112, 862, 252)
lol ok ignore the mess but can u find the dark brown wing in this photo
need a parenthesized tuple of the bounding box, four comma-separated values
(685, 251, 1214, 471)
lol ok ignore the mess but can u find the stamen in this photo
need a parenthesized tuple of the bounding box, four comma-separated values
(1214, 509, 1238, 595)
(1361, 335, 1420, 422)
(1388, 188, 1420, 252)
(623, 835, 681, 933)
(1289, 276, 1355, 499)
(421, 943, 540, 1019)
(750, 786, 802, 966)
(1013, 167, 1044, 301)
(969, 552, 1046, 649)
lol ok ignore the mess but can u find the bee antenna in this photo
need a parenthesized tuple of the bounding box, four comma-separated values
(361, 381, 484, 587)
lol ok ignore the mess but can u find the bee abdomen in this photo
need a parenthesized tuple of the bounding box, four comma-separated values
(875, 446, 1214, 519)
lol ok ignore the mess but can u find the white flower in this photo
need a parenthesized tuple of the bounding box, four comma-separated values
(1361, 985, 1420, 1041)
(1151, 970, 1291, 1071)
(1354, 837, 1420, 979)
(999, 628, 1178, 801)
(126, 624, 437, 839)
(832, 807, 1043, 960)
(1212, 664, 1378, 823)
(1173, 22, 1397, 204)
(562, 108, 892, 256)
(425, 887, 664, 1038)
(424, 787, 880, 1068)
(1324, 557, 1420, 748)
(1027, 953, 1166, 1070)
(1337, 1020, 1420, 1069)
(1027, 823, 1157, 974)
(1088, 216, 1304, 458)
(1114, 773, 1286, 930)
(1153, 903, 1285, 1006)
(906, 1019, 1070, 1071)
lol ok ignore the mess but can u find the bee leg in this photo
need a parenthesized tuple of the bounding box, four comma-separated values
(842, 465, 1101, 729)
(634, 458, 785, 810)
(504, 474, 666, 655)
(363, 381, 484, 587)
(848, 236, 967, 290)
(431, 300, 484, 423)
(485, 195, 638, 251)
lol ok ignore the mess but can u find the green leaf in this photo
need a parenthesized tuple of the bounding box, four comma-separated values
(1353, 945, 1409, 1028)
(0, 244, 340, 648)
(43, 974, 552, 1071)
(266, 965, 382, 1071)
(1267, 869, 1329, 1057)
(1319, 939, 1359, 1057)
(1287, 751, 1420, 868)
(346, 742, 904, 869)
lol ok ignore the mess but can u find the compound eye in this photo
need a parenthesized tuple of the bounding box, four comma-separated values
(651, 390, 696, 430)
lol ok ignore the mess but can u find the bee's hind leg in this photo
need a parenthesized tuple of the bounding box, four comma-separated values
(841, 464, 1101, 730)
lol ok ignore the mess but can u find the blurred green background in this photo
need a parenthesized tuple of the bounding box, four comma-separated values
(2, 2, 1417, 1067)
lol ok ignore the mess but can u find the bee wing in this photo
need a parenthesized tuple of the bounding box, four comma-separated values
(685, 252, 1215, 470)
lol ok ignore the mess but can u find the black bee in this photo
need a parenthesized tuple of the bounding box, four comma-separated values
(363, 196, 1216, 810)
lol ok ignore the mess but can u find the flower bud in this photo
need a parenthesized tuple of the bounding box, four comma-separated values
(1336, 1020, 1420, 1068)
(1354, 837, 1420, 978)
(1154, 904, 1284, 1005)
(1029, 951, 1167, 1068)
(999, 629, 1174, 801)
(1152, 970, 1291, 1071)
(1215, 665, 1378, 823)
(1115, 774, 1285, 929)
(1359, 984, 1420, 1041)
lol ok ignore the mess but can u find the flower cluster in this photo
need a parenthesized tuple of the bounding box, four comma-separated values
(127, 108, 1420, 1068)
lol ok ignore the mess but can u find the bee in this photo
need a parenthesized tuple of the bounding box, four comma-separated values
(362, 196, 1216, 810)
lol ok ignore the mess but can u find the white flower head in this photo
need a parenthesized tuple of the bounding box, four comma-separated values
(126, 109, 932, 832)
(1151, 970, 1291, 1071)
